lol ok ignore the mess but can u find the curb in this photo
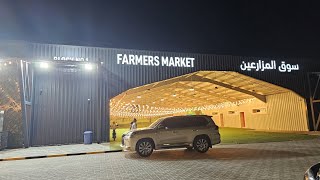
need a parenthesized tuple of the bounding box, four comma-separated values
(0, 149, 122, 162)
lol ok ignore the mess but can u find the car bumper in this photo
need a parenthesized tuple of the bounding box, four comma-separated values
(123, 136, 136, 151)
(211, 133, 221, 145)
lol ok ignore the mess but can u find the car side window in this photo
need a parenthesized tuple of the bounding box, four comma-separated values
(162, 117, 185, 129)
(161, 117, 210, 129)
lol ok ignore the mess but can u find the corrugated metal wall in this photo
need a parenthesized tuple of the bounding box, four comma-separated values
(203, 92, 308, 131)
(31, 65, 103, 146)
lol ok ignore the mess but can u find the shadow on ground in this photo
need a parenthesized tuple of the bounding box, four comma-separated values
(124, 147, 312, 161)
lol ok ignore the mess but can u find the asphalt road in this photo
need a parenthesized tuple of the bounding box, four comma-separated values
(1, 139, 319, 180)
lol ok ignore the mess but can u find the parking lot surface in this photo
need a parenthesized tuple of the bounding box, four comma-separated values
(0, 139, 319, 180)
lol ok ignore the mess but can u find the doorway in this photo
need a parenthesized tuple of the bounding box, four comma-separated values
(240, 112, 246, 128)
(220, 113, 224, 127)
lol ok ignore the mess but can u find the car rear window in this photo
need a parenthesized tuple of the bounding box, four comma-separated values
(187, 117, 209, 127)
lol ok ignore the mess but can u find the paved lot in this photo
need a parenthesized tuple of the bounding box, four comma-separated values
(0, 139, 320, 180)
(0, 143, 120, 159)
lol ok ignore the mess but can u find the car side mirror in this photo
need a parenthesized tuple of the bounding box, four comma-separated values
(157, 124, 165, 129)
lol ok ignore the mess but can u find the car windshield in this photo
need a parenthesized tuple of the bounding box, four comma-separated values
(148, 117, 165, 129)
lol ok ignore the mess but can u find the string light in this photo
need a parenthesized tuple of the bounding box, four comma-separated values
(0, 60, 15, 69)
(110, 98, 255, 118)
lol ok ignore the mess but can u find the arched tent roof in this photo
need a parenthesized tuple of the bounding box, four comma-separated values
(110, 71, 291, 117)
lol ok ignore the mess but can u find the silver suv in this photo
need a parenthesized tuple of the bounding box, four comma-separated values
(122, 115, 221, 157)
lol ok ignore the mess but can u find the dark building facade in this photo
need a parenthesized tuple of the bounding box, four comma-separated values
(0, 41, 319, 147)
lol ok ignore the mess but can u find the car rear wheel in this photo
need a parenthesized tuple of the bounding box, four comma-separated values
(193, 136, 209, 153)
(136, 139, 153, 157)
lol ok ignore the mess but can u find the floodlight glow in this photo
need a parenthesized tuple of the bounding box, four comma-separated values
(39, 62, 49, 69)
(84, 63, 94, 71)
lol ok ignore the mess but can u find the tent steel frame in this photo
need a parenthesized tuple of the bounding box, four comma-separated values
(308, 72, 320, 131)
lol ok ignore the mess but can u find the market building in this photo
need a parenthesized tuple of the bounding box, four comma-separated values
(0, 41, 319, 148)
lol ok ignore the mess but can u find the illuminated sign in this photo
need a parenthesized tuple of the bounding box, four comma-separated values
(53, 56, 89, 61)
(240, 60, 299, 72)
(116, 54, 195, 68)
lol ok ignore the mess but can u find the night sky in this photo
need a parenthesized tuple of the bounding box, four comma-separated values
(0, 0, 319, 58)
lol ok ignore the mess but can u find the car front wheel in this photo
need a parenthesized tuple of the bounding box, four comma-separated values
(193, 136, 209, 153)
(136, 139, 153, 157)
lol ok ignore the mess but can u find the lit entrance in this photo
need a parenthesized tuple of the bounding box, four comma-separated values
(110, 71, 308, 137)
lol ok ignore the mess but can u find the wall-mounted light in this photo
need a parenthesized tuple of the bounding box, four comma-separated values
(137, 96, 141, 99)
(189, 88, 195, 91)
(172, 94, 177, 97)
(39, 62, 49, 69)
(84, 63, 94, 71)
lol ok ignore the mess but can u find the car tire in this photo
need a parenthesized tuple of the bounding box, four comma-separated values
(136, 139, 154, 157)
(193, 136, 210, 153)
